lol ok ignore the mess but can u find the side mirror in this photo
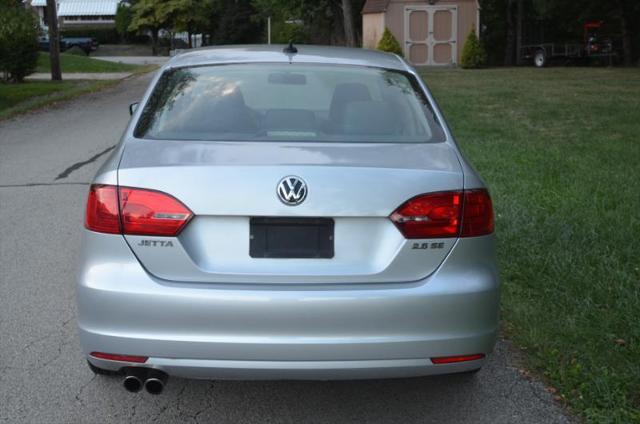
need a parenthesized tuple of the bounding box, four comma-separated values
(129, 102, 139, 116)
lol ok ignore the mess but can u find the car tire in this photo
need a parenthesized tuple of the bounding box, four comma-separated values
(87, 360, 120, 376)
(534, 50, 547, 68)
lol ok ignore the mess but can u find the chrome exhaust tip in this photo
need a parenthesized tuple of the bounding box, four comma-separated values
(122, 368, 147, 393)
(144, 369, 168, 395)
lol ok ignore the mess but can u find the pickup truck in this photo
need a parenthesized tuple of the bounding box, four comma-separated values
(38, 36, 98, 55)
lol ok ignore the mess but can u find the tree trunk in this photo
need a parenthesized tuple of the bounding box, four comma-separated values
(504, 0, 515, 66)
(342, 0, 356, 47)
(615, 1, 633, 66)
(46, 0, 62, 81)
(515, 0, 523, 65)
(151, 28, 159, 56)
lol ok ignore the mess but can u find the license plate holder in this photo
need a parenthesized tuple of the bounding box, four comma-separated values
(250, 217, 334, 259)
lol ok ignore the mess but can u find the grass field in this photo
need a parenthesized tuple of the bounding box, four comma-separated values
(35, 52, 142, 73)
(0, 80, 117, 120)
(422, 67, 640, 422)
(1, 53, 156, 119)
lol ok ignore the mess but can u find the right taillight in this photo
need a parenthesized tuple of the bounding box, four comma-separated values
(85, 185, 193, 237)
(390, 189, 493, 239)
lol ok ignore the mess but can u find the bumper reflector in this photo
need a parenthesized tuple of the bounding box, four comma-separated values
(90, 352, 148, 363)
(431, 354, 485, 364)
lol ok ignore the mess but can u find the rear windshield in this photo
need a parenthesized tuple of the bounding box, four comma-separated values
(134, 63, 445, 143)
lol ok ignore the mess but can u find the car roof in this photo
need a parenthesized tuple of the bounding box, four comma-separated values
(166, 45, 410, 72)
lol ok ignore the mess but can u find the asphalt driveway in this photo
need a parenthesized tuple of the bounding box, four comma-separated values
(0, 73, 572, 423)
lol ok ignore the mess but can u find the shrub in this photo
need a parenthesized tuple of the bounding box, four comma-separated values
(460, 27, 487, 69)
(270, 21, 309, 45)
(377, 28, 403, 57)
(0, 1, 40, 82)
(65, 45, 87, 56)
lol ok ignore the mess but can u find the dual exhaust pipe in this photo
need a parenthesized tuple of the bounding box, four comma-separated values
(123, 368, 168, 395)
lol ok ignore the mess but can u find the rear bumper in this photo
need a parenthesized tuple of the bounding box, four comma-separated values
(77, 231, 499, 380)
(87, 357, 487, 380)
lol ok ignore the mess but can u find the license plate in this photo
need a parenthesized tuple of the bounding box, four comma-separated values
(249, 217, 334, 259)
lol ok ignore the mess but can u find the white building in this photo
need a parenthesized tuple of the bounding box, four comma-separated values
(29, 0, 121, 29)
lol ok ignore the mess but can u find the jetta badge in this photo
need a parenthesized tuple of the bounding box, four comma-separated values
(277, 176, 308, 206)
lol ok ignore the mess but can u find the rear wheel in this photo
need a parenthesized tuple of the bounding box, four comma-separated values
(87, 360, 120, 376)
(534, 50, 547, 68)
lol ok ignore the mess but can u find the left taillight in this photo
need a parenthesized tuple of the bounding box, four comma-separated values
(85, 185, 193, 237)
(85, 185, 120, 234)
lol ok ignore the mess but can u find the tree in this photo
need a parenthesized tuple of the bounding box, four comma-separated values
(613, 0, 634, 66)
(0, 0, 40, 82)
(128, 0, 167, 55)
(341, 0, 355, 47)
(166, 0, 212, 48)
(202, 0, 261, 45)
(251, 0, 366, 46)
(460, 27, 487, 68)
(115, 3, 134, 43)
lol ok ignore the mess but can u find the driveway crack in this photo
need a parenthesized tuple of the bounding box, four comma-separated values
(55, 145, 116, 180)
(0, 182, 89, 188)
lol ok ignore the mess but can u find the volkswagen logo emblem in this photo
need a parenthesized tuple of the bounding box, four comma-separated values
(277, 176, 308, 206)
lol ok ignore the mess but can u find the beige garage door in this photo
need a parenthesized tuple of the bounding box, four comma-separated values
(404, 6, 457, 66)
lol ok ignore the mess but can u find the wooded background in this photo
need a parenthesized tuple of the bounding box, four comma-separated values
(120, 0, 639, 65)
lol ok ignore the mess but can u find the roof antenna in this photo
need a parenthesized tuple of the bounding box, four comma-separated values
(283, 40, 298, 54)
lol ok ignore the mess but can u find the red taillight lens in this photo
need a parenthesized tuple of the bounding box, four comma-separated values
(390, 189, 493, 239)
(90, 352, 148, 363)
(85, 185, 120, 234)
(460, 189, 494, 237)
(431, 353, 485, 364)
(119, 187, 193, 236)
(85, 185, 193, 237)
(390, 191, 462, 239)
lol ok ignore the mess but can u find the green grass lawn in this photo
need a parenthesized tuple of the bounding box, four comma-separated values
(1, 53, 156, 119)
(0, 80, 117, 119)
(422, 67, 640, 423)
(35, 52, 143, 73)
(0, 80, 74, 110)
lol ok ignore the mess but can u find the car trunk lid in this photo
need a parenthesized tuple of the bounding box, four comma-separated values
(118, 140, 463, 284)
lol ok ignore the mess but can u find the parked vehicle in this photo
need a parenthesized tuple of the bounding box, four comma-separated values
(77, 45, 498, 394)
(38, 36, 97, 55)
(520, 21, 617, 67)
(63, 37, 98, 54)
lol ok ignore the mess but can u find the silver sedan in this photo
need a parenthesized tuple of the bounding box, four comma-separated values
(77, 45, 499, 395)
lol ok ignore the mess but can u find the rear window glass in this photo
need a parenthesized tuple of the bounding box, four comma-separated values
(135, 63, 445, 143)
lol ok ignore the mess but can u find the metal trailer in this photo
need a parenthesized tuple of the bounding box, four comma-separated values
(519, 21, 617, 67)
(520, 42, 615, 67)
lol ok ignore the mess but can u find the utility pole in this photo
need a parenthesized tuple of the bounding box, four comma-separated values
(46, 0, 62, 81)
